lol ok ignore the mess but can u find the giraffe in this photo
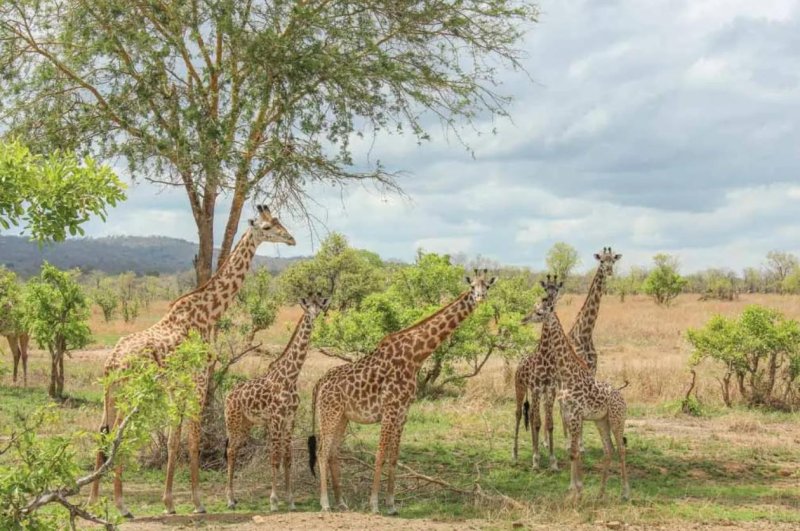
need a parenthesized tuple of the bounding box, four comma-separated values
(512, 275, 563, 470)
(87, 205, 295, 518)
(224, 292, 329, 512)
(307, 269, 496, 514)
(562, 246, 622, 451)
(0, 269, 30, 386)
(522, 286, 630, 501)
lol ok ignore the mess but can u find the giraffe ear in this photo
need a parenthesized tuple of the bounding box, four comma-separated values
(558, 281, 564, 288)
(321, 297, 330, 308)
(300, 297, 308, 307)
(488, 277, 497, 286)
(465, 276, 472, 284)
(594, 253, 601, 261)
(539, 280, 546, 289)
(248, 219, 255, 227)
(614, 254, 622, 260)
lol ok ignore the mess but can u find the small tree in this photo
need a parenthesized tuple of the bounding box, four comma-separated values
(279, 233, 385, 310)
(93, 287, 119, 322)
(781, 268, 800, 295)
(23, 263, 91, 400)
(0, 139, 125, 242)
(688, 306, 800, 409)
(765, 251, 798, 292)
(545, 242, 580, 284)
(611, 266, 647, 303)
(643, 253, 686, 306)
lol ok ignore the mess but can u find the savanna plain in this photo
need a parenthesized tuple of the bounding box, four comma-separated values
(2, 294, 799, 530)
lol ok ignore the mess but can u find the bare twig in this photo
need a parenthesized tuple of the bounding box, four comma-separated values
(318, 348, 355, 363)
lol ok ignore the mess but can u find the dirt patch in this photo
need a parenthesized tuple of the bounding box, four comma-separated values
(119, 513, 800, 531)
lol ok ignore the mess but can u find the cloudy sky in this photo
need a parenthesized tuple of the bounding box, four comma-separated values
(75, 0, 800, 273)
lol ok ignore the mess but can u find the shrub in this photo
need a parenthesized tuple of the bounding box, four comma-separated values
(688, 305, 800, 409)
(643, 253, 686, 305)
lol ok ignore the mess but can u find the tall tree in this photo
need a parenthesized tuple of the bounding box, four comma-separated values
(0, 1, 538, 284)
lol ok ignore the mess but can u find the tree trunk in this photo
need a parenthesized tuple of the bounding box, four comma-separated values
(48, 348, 64, 400)
(195, 213, 215, 286)
(56, 352, 65, 399)
(218, 184, 248, 269)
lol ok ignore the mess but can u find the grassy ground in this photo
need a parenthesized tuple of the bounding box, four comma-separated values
(1, 294, 799, 529)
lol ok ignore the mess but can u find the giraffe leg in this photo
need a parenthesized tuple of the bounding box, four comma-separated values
(317, 409, 342, 512)
(187, 418, 206, 513)
(595, 418, 614, 499)
(268, 420, 283, 512)
(225, 417, 249, 509)
(329, 419, 348, 511)
(385, 431, 403, 516)
(566, 411, 583, 503)
(162, 421, 182, 514)
(89, 390, 115, 507)
(612, 415, 630, 501)
(371, 413, 400, 513)
(283, 422, 296, 511)
(544, 388, 558, 471)
(512, 381, 525, 461)
(8, 336, 20, 386)
(19, 333, 28, 387)
(528, 392, 541, 470)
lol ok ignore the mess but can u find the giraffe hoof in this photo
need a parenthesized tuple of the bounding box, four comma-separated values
(227, 500, 237, 510)
(337, 502, 349, 511)
(122, 511, 135, 519)
(193, 506, 207, 514)
(164, 509, 176, 515)
(386, 507, 398, 516)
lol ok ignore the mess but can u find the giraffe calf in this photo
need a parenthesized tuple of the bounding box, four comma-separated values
(224, 294, 328, 511)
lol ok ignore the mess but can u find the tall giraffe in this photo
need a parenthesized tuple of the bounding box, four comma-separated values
(308, 270, 496, 514)
(562, 246, 621, 450)
(87, 205, 295, 518)
(523, 287, 630, 501)
(0, 269, 30, 386)
(224, 292, 329, 511)
(512, 275, 562, 470)
(568, 247, 622, 371)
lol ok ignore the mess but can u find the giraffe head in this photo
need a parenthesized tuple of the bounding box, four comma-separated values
(248, 205, 296, 246)
(464, 268, 497, 303)
(521, 274, 563, 324)
(594, 246, 622, 276)
(299, 292, 330, 320)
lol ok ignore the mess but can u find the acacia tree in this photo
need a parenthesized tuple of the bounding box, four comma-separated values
(23, 263, 91, 400)
(0, 1, 538, 284)
(643, 253, 686, 306)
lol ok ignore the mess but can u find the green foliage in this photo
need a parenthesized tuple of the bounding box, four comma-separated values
(92, 284, 119, 322)
(643, 254, 687, 306)
(0, 333, 208, 529)
(610, 266, 647, 302)
(765, 250, 798, 292)
(688, 306, 800, 409)
(781, 268, 800, 295)
(280, 233, 386, 310)
(0, 139, 125, 242)
(545, 242, 580, 283)
(0, 267, 26, 334)
(235, 267, 279, 341)
(314, 252, 540, 395)
(22, 263, 91, 399)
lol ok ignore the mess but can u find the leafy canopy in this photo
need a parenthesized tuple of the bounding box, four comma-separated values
(643, 253, 686, 305)
(0, 140, 125, 242)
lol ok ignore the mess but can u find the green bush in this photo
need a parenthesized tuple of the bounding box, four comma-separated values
(688, 305, 800, 409)
(643, 253, 687, 305)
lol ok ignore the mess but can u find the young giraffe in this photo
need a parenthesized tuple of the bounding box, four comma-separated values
(512, 275, 563, 470)
(308, 269, 496, 514)
(562, 247, 622, 450)
(523, 287, 630, 501)
(87, 205, 295, 518)
(224, 292, 329, 511)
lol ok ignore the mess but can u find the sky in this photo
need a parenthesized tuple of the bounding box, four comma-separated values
(73, 0, 800, 274)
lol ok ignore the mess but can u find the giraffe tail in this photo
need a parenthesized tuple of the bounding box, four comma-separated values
(523, 399, 530, 431)
(307, 380, 321, 477)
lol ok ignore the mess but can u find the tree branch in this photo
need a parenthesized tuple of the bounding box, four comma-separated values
(318, 347, 355, 363)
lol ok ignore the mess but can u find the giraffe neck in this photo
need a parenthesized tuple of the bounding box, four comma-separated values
(405, 291, 477, 365)
(568, 265, 608, 344)
(547, 312, 591, 387)
(169, 229, 258, 327)
(268, 312, 314, 382)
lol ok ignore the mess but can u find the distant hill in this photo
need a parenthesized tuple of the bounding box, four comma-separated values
(0, 235, 305, 277)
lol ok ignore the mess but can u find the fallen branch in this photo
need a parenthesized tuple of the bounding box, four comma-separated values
(319, 348, 355, 363)
(437, 344, 499, 388)
(22, 405, 140, 530)
(344, 454, 525, 511)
